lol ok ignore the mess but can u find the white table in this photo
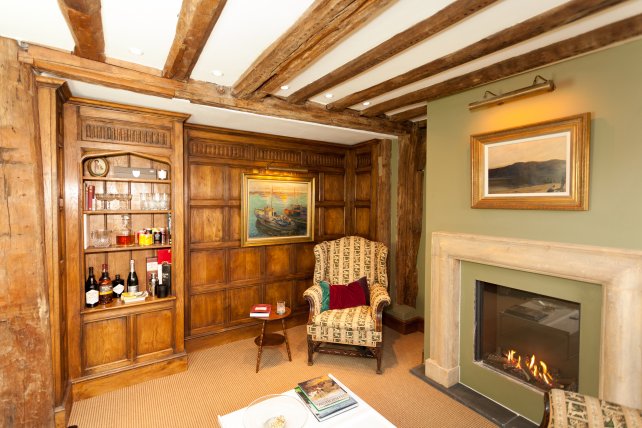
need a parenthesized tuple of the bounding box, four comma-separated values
(218, 374, 395, 427)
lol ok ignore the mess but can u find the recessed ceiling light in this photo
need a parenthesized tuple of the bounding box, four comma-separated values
(281, 85, 289, 90)
(211, 69, 224, 77)
(362, 101, 371, 106)
(324, 93, 333, 99)
(128, 47, 144, 56)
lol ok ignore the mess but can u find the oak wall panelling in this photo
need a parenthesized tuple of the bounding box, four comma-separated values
(184, 125, 385, 348)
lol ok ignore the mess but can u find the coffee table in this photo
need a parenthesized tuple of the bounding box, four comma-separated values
(217, 374, 395, 427)
(255, 307, 292, 373)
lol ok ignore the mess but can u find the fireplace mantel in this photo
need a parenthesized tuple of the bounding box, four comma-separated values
(425, 232, 642, 409)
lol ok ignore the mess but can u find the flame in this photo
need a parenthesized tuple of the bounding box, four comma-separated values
(504, 349, 555, 386)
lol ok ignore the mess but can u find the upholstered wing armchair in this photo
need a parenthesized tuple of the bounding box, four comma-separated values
(303, 236, 391, 374)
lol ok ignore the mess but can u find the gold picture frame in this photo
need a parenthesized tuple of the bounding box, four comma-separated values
(471, 113, 590, 210)
(241, 174, 315, 247)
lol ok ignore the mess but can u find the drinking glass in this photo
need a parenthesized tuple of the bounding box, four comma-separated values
(160, 193, 170, 210)
(277, 301, 286, 315)
(152, 193, 161, 210)
(140, 193, 149, 210)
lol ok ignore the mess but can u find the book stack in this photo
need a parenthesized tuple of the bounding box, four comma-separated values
(295, 374, 357, 421)
(121, 291, 148, 303)
(250, 304, 271, 318)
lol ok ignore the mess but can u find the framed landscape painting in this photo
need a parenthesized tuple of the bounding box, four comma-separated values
(241, 174, 315, 247)
(471, 113, 590, 210)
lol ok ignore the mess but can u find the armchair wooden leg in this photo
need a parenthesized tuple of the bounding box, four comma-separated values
(375, 346, 383, 374)
(307, 336, 314, 366)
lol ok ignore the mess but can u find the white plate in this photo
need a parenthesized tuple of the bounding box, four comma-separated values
(243, 394, 308, 428)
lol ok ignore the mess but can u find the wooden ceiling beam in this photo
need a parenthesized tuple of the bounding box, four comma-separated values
(18, 44, 411, 136)
(388, 106, 426, 122)
(288, 0, 499, 105)
(328, 0, 626, 111)
(232, 0, 395, 99)
(162, 0, 227, 81)
(361, 14, 642, 117)
(57, 0, 105, 62)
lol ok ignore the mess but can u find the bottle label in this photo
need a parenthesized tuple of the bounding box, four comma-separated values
(113, 283, 125, 295)
(86, 289, 99, 305)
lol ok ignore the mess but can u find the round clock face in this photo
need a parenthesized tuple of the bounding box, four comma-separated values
(88, 157, 109, 177)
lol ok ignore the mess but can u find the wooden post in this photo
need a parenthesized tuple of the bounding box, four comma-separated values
(376, 139, 392, 250)
(395, 126, 426, 306)
(0, 36, 55, 426)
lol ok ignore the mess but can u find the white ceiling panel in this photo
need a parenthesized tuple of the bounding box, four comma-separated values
(102, 0, 182, 69)
(0, 0, 74, 50)
(63, 79, 392, 144)
(306, 0, 569, 106)
(347, 0, 642, 112)
(190, 0, 314, 86)
(275, 0, 454, 98)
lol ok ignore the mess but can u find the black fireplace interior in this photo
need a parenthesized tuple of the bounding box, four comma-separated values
(474, 281, 580, 392)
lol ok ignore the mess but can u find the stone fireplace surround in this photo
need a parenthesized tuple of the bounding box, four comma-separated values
(425, 232, 642, 410)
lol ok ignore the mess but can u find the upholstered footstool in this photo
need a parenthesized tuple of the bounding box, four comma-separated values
(541, 389, 642, 428)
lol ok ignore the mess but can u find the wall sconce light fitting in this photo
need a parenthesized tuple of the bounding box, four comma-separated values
(468, 75, 555, 111)
(264, 162, 308, 173)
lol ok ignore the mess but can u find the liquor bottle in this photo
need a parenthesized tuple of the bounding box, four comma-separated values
(127, 259, 139, 293)
(98, 263, 113, 305)
(85, 266, 99, 308)
(112, 273, 125, 298)
(167, 213, 172, 245)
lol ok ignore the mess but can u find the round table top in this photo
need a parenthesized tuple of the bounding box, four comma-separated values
(264, 307, 291, 321)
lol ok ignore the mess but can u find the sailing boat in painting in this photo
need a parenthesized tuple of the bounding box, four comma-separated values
(284, 187, 307, 230)
(254, 185, 297, 235)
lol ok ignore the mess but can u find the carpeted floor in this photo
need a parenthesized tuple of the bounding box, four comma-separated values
(68, 324, 496, 427)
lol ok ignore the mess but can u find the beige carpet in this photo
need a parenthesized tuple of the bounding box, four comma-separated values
(68, 325, 496, 427)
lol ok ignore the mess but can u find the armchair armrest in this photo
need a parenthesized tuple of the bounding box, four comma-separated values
(303, 284, 323, 322)
(369, 284, 391, 331)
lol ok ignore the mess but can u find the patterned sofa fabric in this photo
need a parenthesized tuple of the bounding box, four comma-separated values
(547, 389, 642, 428)
(307, 306, 382, 347)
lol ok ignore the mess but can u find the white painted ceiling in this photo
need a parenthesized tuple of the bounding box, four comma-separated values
(1, 0, 641, 144)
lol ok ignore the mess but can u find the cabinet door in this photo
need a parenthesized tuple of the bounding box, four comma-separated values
(82, 317, 130, 375)
(135, 309, 175, 362)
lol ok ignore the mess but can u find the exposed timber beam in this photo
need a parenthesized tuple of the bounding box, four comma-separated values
(328, 0, 626, 111)
(388, 106, 426, 122)
(57, 0, 105, 62)
(288, 0, 499, 105)
(232, 0, 395, 99)
(162, 0, 227, 81)
(18, 44, 411, 136)
(361, 14, 642, 117)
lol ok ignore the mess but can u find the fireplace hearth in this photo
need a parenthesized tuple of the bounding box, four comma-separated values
(474, 281, 580, 392)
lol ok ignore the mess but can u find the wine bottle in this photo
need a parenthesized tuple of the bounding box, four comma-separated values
(98, 263, 113, 305)
(85, 266, 99, 308)
(112, 273, 125, 298)
(127, 259, 139, 293)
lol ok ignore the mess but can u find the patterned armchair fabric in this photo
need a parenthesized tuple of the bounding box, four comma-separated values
(541, 389, 642, 428)
(303, 236, 391, 373)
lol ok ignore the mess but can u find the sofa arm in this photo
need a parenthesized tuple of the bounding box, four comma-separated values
(369, 284, 391, 331)
(303, 284, 323, 322)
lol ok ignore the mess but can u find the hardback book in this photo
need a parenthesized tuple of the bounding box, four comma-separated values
(250, 304, 271, 317)
(294, 386, 357, 422)
(297, 374, 350, 411)
(121, 291, 148, 303)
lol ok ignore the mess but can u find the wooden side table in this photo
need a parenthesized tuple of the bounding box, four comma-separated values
(254, 307, 292, 372)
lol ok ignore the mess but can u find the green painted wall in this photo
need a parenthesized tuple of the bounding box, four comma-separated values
(419, 37, 642, 415)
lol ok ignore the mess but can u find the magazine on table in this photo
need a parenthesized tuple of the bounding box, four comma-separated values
(294, 386, 357, 421)
(297, 374, 350, 411)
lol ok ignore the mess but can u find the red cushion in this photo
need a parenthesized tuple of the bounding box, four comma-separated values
(329, 279, 367, 310)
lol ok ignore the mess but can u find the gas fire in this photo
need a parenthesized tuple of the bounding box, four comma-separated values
(505, 349, 553, 385)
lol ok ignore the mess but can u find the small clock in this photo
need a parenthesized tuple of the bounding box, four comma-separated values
(87, 157, 109, 177)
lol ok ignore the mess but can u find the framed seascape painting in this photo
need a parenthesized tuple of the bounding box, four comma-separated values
(241, 174, 315, 247)
(471, 113, 590, 210)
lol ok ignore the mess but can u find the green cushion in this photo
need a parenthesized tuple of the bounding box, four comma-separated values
(320, 280, 330, 311)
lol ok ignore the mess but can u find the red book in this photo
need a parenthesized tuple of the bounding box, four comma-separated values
(250, 304, 271, 318)
(157, 248, 172, 264)
(86, 185, 94, 210)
